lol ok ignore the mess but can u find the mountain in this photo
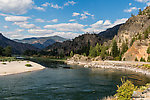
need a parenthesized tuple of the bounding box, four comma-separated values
(114, 6, 150, 61)
(46, 24, 123, 56)
(0, 33, 37, 54)
(14, 35, 67, 49)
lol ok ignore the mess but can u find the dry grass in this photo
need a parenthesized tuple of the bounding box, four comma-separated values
(102, 96, 117, 100)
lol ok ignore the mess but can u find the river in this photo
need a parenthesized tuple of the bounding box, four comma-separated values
(0, 59, 150, 100)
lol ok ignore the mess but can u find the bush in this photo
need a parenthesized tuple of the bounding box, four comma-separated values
(147, 47, 150, 54)
(115, 78, 137, 100)
(148, 56, 150, 62)
(25, 64, 32, 67)
(140, 57, 146, 62)
(135, 57, 138, 61)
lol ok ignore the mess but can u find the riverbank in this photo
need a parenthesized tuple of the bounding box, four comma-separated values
(66, 60, 150, 75)
(0, 61, 45, 76)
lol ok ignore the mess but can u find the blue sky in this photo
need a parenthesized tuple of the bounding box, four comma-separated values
(0, 0, 149, 39)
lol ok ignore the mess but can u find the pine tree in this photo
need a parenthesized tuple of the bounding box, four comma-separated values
(121, 42, 128, 55)
(111, 40, 119, 58)
(4, 46, 12, 57)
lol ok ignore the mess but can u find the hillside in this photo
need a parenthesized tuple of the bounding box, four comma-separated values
(14, 35, 67, 49)
(0, 33, 37, 54)
(46, 24, 123, 56)
(115, 6, 150, 61)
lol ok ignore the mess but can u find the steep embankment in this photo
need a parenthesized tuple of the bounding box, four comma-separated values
(115, 6, 150, 61)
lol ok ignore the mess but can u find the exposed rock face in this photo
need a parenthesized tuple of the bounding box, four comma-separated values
(0, 33, 37, 54)
(115, 6, 150, 61)
(116, 6, 150, 47)
(122, 40, 149, 61)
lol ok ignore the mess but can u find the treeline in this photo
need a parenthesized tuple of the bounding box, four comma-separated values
(70, 39, 128, 61)
(0, 46, 12, 57)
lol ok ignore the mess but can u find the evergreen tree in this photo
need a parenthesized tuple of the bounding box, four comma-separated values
(100, 45, 106, 60)
(121, 42, 128, 55)
(111, 40, 119, 58)
(95, 43, 101, 56)
(0, 46, 3, 56)
(4, 46, 12, 57)
(89, 46, 97, 57)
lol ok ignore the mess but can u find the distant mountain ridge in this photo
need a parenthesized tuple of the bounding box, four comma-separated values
(0, 33, 37, 54)
(46, 24, 123, 56)
(14, 35, 67, 49)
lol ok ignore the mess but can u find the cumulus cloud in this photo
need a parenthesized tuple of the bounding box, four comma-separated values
(28, 29, 54, 34)
(44, 23, 85, 32)
(13, 22, 36, 29)
(135, 0, 148, 3)
(69, 19, 76, 22)
(50, 3, 63, 9)
(72, 12, 80, 16)
(33, 6, 45, 11)
(41, 2, 50, 7)
(35, 18, 45, 22)
(5, 16, 30, 22)
(124, 7, 137, 13)
(64, 1, 76, 6)
(3, 26, 9, 29)
(0, 0, 33, 15)
(72, 11, 94, 20)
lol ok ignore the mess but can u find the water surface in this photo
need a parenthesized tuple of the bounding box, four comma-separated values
(0, 59, 150, 100)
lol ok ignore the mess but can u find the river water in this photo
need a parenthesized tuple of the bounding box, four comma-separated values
(0, 59, 150, 100)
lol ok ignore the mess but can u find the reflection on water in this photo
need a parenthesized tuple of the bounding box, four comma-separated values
(0, 58, 150, 100)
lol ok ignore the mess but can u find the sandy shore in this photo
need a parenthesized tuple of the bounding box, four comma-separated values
(66, 60, 150, 75)
(0, 61, 45, 76)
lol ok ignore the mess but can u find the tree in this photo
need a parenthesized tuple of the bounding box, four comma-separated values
(4, 46, 12, 57)
(121, 42, 128, 55)
(95, 43, 101, 56)
(138, 8, 142, 15)
(111, 40, 119, 58)
(89, 46, 97, 57)
(130, 37, 135, 46)
(147, 46, 150, 54)
(0, 46, 3, 56)
(100, 45, 107, 60)
(70, 51, 74, 57)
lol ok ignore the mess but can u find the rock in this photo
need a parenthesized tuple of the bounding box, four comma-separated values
(94, 56, 102, 61)
(132, 91, 143, 98)
(104, 56, 114, 60)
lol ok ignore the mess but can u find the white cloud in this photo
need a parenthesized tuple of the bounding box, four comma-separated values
(44, 23, 85, 32)
(51, 19, 58, 23)
(103, 20, 111, 25)
(124, 7, 137, 13)
(129, 3, 132, 6)
(33, 6, 45, 11)
(72, 12, 80, 16)
(73, 11, 94, 20)
(28, 29, 54, 34)
(35, 18, 45, 22)
(135, 0, 148, 3)
(90, 20, 103, 28)
(0, 0, 33, 15)
(69, 19, 76, 22)
(5, 16, 30, 22)
(13, 22, 36, 29)
(50, 3, 63, 9)
(64, 1, 76, 6)
(3, 26, 9, 29)
(42, 2, 50, 7)
(147, 2, 150, 6)
(16, 29, 24, 32)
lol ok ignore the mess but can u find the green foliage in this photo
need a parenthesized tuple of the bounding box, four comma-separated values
(115, 78, 137, 100)
(100, 45, 107, 60)
(130, 37, 135, 46)
(143, 26, 150, 39)
(147, 46, 150, 54)
(25, 64, 32, 67)
(2, 46, 12, 57)
(70, 51, 74, 57)
(135, 57, 138, 61)
(138, 34, 142, 40)
(111, 40, 119, 58)
(140, 57, 146, 62)
(89, 43, 102, 57)
(121, 42, 128, 55)
(147, 56, 150, 62)
(138, 9, 142, 15)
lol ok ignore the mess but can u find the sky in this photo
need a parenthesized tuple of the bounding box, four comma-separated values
(0, 0, 150, 39)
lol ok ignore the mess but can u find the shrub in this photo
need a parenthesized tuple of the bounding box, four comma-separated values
(135, 57, 138, 61)
(147, 56, 150, 62)
(115, 78, 137, 100)
(147, 47, 150, 54)
(2, 62, 6, 65)
(25, 64, 32, 67)
(140, 57, 146, 62)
